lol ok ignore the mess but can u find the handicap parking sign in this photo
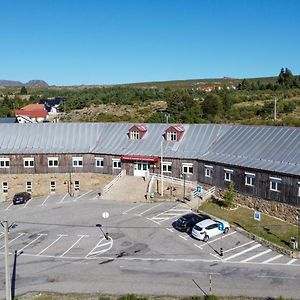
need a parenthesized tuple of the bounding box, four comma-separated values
(254, 211, 261, 221)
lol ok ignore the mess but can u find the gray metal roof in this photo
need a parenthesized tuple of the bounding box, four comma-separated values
(0, 122, 299, 176)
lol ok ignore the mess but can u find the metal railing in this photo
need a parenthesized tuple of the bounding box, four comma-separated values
(147, 172, 215, 200)
(102, 169, 126, 194)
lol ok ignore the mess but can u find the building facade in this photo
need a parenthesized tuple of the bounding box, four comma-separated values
(0, 122, 299, 207)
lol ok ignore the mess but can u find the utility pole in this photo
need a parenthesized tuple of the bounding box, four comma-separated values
(160, 141, 164, 196)
(1, 219, 12, 300)
(274, 98, 277, 121)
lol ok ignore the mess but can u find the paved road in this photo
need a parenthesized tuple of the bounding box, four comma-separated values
(0, 192, 300, 299)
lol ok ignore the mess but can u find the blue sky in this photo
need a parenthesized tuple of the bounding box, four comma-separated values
(1, 0, 299, 86)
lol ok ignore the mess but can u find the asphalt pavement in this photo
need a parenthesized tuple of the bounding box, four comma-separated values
(0, 191, 300, 299)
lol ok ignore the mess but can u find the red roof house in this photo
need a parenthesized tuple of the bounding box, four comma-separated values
(15, 104, 48, 123)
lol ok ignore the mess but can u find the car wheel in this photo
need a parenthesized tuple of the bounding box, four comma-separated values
(203, 235, 209, 242)
(223, 227, 229, 234)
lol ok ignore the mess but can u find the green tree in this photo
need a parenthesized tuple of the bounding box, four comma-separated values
(20, 86, 27, 95)
(202, 94, 223, 121)
(223, 182, 236, 208)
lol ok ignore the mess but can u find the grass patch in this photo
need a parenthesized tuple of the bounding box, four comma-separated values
(199, 200, 298, 249)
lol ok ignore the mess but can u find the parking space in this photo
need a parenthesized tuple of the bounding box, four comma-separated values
(0, 196, 299, 268)
(0, 190, 100, 212)
(0, 229, 113, 260)
(120, 201, 300, 267)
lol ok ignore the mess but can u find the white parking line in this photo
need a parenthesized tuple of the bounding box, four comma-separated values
(179, 235, 188, 240)
(5, 203, 13, 211)
(137, 202, 165, 216)
(17, 234, 47, 254)
(194, 243, 202, 250)
(201, 231, 237, 247)
(58, 193, 69, 203)
(223, 240, 255, 253)
(166, 228, 174, 233)
(85, 236, 113, 258)
(0, 233, 26, 250)
(60, 235, 88, 257)
(74, 190, 93, 201)
(287, 258, 298, 265)
(240, 249, 272, 263)
(122, 203, 145, 215)
(262, 254, 283, 264)
(23, 198, 33, 208)
(223, 244, 261, 261)
(37, 234, 68, 255)
(41, 195, 50, 206)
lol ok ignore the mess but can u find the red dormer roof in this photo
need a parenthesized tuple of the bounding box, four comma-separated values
(167, 124, 185, 132)
(128, 124, 147, 140)
(129, 124, 147, 132)
(165, 124, 185, 141)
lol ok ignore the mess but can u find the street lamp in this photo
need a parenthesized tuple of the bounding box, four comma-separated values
(180, 173, 186, 200)
(297, 209, 300, 251)
(96, 224, 109, 240)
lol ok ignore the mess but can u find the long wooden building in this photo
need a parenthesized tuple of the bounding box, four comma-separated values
(0, 122, 299, 206)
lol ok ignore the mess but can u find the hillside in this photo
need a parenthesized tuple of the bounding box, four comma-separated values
(0, 79, 48, 87)
(1, 71, 300, 127)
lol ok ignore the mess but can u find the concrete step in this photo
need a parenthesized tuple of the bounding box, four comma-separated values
(101, 175, 148, 202)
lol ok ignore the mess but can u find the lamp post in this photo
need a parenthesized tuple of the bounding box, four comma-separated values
(297, 209, 300, 251)
(180, 173, 186, 200)
(160, 141, 164, 197)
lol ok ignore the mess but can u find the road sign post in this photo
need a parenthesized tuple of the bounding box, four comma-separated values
(254, 211, 261, 221)
(218, 223, 224, 256)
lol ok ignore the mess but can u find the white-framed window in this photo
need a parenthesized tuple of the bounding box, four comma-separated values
(95, 157, 104, 168)
(298, 182, 300, 197)
(224, 168, 233, 182)
(0, 158, 10, 168)
(166, 131, 177, 141)
(72, 157, 83, 167)
(245, 172, 255, 186)
(23, 158, 34, 168)
(2, 181, 8, 193)
(182, 163, 193, 174)
(162, 162, 172, 173)
(270, 177, 281, 192)
(205, 165, 213, 178)
(74, 180, 80, 191)
(26, 181, 32, 193)
(130, 131, 140, 140)
(112, 158, 121, 169)
(50, 181, 56, 193)
(48, 157, 59, 167)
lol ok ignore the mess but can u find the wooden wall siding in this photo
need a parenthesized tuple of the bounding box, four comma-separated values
(198, 161, 300, 206)
(1, 153, 300, 206)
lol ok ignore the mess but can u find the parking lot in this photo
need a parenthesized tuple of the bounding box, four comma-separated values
(1, 191, 299, 266)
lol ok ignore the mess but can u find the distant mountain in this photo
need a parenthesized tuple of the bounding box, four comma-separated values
(0, 79, 48, 87)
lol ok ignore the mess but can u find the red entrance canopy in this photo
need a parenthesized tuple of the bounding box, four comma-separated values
(121, 155, 160, 163)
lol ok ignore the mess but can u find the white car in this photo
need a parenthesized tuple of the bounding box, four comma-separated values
(192, 218, 230, 242)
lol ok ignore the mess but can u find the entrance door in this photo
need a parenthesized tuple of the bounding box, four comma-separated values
(134, 162, 149, 177)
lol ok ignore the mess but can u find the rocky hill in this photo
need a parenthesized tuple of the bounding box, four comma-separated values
(0, 79, 48, 87)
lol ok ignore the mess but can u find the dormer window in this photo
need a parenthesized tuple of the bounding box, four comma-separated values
(165, 124, 185, 142)
(130, 130, 140, 140)
(167, 131, 177, 141)
(128, 124, 147, 140)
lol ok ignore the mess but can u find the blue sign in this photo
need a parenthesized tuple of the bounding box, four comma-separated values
(254, 211, 261, 221)
(195, 186, 202, 193)
(218, 222, 224, 231)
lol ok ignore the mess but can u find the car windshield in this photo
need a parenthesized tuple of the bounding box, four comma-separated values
(194, 225, 202, 231)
